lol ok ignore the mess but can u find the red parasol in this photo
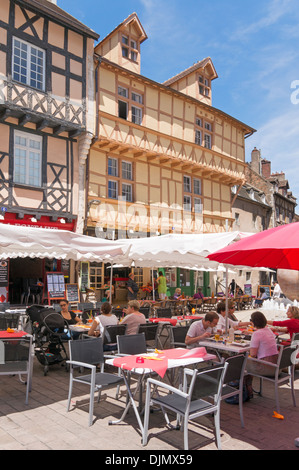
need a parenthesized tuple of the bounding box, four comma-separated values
(207, 222, 299, 270)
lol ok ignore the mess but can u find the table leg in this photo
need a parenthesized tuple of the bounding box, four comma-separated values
(108, 369, 144, 434)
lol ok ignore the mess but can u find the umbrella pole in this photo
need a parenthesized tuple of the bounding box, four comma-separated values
(152, 268, 155, 302)
(109, 263, 113, 304)
(225, 265, 229, 334)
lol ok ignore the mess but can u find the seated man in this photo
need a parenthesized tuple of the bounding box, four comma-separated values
(185, 312, 219, 349)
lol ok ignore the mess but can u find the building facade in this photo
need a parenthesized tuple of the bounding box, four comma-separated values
(0, 0, 99, 302)
(84, 13, 255, 298)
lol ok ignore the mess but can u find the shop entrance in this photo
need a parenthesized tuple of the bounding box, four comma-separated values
(8, 258, 69, 305)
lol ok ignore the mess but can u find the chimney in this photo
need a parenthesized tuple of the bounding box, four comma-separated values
(251, 147, 261, 175)
(46, 0, 57, 4)
(261, 159, 271, 179)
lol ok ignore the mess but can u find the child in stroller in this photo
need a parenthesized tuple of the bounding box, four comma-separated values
(27, 305, 70, 376)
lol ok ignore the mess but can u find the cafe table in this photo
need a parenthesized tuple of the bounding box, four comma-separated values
(198, 337, 251, 355)
(106, 347, 216, 435)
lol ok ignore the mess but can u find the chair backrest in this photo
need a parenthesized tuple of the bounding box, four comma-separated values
(0, 303, 10, 312)
(103, 324, 127, 345)
(137, 323, 159, 341)
(117, 333, 147, 355)
(278, 345, 297, 370)
(69, 337, 104, 365)
(0, 336, 32, 368)
(223, 353, 248, 384)
(156, 308, 172, 318)
(112, 308, 124, 320)
(292, 332, 299, 343)
(170, 325, 189, 346)
(78, 302, 94, 311)
(186, 363, 228, 403)
(139, 307, 151, 319)
(0, 313, 21, 329)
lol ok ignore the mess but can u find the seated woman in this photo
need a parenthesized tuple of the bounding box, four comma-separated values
(216, 301, 250, 333)
(59, 299, 82, 340)
(121, 300, 146, 335)
(267, 306, 299, 344)
(245, 311, 279, 398)
(254, 288, 268, 307)
(88, 302, 118, 338)
(173, 288, 182, 300)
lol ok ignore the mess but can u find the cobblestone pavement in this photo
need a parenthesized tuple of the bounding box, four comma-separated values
(1, 308, 299, 451)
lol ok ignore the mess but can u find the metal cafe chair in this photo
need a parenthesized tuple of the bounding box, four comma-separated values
(0, 335, 33, 405)
(220, 353, 248, 428)
(66, 337, 124, 426)
(142, 362, 228, 450)
(137, 323, 159, 350)
(169, 325, 189, 348)
(247, 344, 298, 413)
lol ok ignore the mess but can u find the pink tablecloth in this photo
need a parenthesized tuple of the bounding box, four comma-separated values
(149, 318, 178, 326)
(0, 330, 28, 339)
(112, 347, 209, 378)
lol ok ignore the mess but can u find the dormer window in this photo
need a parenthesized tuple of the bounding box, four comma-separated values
(198, 74, 210, 98)
(121, 34, 138, 62)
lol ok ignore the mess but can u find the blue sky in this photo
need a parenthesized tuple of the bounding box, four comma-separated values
(59, 0, 299, 201)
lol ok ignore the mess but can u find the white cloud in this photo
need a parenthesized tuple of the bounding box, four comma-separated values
(246, 105, 299, 199)
(233, 0, 296, 41)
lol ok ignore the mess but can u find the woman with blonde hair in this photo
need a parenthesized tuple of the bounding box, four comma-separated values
(267, 306, 299, 343)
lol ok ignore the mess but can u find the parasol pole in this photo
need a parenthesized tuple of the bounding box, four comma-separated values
(152, 268, 155, 302)
(225, 265, 229, 334)
(225, 219, 229, 334)
(109, 230, 115, 304)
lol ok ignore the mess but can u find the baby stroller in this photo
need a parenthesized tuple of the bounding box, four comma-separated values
(27, 305, 70, 376)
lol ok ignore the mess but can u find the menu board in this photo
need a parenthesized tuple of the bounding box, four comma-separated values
(244, 284, 252, 296)
(0, 260, 9, 287)
(0, 260, 9, 303)
(66, 283, 79, 303)
(47, 272, 65, 301)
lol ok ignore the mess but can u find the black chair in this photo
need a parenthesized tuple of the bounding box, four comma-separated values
(103, 324, 127, 352)
(221, 353, 248, 428)
(0, 335, 33, 404)
(117, 333, 147, 356)
(137, 323, 159, 349)
(0, 313, 21, 330)
(156, 308, 172, 318)
(139, 307, 151, 319)
(169, 325, 189, 348)
(142, 363, 228, 450)
(112, 308, 124, 320)
(116, 333, 153, 407)
(0, 302, 10, 312)
(66, 337, 124, 426)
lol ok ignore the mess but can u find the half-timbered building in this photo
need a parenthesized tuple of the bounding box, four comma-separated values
(85, 13, 256, 298)
(0, 0, 99, 302)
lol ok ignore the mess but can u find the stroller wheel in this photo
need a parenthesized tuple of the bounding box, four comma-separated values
(44, 366, 49, 376)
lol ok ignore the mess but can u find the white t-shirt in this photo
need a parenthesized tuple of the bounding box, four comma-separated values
(95, 314, 118, 335)
(186, 319, 216, 349)
(217, 314, 238, 333)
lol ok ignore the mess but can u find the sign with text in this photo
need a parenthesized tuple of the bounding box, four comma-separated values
(47, 272, 65, 302)
(66, 283, 79, 303)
